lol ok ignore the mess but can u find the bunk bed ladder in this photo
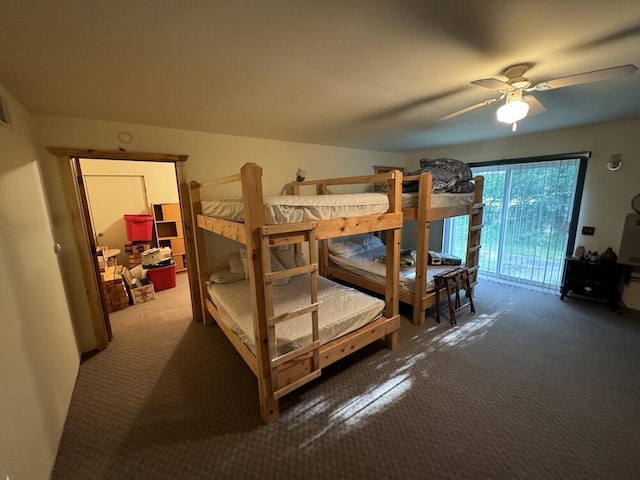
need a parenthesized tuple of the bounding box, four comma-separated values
(466, 188, 485, 287)
(260, 224, 321, 400)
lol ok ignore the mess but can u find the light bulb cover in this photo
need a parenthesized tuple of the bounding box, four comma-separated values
(496, 100, 529, 124)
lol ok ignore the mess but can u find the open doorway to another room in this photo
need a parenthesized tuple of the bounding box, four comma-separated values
(80, 158, 192, 338)
(48, 148, 201, 351)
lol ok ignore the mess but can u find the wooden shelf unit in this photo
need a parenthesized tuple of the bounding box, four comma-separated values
(152, 203, 187, 272)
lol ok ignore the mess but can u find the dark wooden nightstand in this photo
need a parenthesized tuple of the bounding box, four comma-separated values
(560, 257, 624, 310)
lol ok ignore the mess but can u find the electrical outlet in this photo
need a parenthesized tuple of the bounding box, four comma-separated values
(582, 226, 595, 235)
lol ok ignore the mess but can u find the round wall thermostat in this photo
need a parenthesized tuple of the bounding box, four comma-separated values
(632, 193, 640, 213)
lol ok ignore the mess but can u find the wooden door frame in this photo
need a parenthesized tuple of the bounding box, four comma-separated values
(47, 148, 203, 350)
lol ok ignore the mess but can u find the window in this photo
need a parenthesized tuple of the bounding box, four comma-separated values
(444, 153, 588, 293)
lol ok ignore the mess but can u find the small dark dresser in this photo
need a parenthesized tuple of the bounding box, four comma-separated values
(560, 257, 624, 310)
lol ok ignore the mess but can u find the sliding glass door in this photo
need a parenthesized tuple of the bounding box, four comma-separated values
(444, 157, 584, 292)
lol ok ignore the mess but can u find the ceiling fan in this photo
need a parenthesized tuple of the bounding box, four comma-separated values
(440, 63, 638, 131)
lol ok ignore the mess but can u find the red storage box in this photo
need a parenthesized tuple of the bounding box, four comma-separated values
(146, 264, 176, 291)
(123, 214, 154, 242)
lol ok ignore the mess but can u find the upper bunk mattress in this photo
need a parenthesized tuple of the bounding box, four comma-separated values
(201, 193, 389, 224)
(207, 275, 384, 356)
(401, 192, 475, 209)
(329, 245, 458, 293)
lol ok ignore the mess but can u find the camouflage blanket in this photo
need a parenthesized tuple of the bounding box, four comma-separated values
(402, 157, 475, 193)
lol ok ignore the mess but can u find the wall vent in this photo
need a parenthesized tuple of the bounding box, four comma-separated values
(0, 95, 9, 127)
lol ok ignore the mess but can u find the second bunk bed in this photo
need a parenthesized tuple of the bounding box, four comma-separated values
(322, 164, 484, 326)
(188, 163, 404, 423)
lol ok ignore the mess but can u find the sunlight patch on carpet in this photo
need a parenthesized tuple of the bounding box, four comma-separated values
(430, 312, 500, 348)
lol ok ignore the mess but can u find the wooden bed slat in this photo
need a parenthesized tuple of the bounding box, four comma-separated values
(266, 264, 317, 282)
(198, 172, 242, 188)
(272, 340, 322, 368)
(268, 303, 319, 326)
(274, 370, 322, 399)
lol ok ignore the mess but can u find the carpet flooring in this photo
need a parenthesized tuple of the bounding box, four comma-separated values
(52, 274, 640, 479)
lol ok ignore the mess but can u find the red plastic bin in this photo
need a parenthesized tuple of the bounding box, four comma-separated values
(146, 264, 176, 291)
(123, 214, 154, 242)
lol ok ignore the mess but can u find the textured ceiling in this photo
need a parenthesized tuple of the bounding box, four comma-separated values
(1, 1, 640, 152)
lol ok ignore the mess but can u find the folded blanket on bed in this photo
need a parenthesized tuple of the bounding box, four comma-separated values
(403, 158, 475, 194)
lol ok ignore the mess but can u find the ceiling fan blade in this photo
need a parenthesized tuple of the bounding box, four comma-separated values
(471, 78, 514, 91)
(439, 98, 498, 121)
(522, 95, 546, 116)
(534, 64, 638, 91)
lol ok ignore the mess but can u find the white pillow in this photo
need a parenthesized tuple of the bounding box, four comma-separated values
(209, 270, 244, 284)
(272, 245, 307, 273)
(328, 240, 366, 258)
(227, 250, 246, 275)
(345, 233, 385, 251)
(269, 252, 289, 286)
(238, 247, 250, 279)
(271, 245, 297, 269)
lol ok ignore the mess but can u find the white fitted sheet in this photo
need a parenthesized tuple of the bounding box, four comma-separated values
(201, 193, 389, 223)
(329, 245, 457, 292)
(402, 192, 474, 209)
(207, 275, 384, 356)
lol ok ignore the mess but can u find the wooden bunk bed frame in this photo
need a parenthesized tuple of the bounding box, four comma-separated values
(188, 162, 404, 423)
(323, 170, 484, 326)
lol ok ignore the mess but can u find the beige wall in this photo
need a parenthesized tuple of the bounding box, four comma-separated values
(35, 115, 405, 352)
(0, 87, 80, 479)
(80, 158, 179, 208)
(405, 117, 640, 309)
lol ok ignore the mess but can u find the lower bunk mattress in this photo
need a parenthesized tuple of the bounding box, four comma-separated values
(207, 275, 385, 356)
(329, 245, 457, 293)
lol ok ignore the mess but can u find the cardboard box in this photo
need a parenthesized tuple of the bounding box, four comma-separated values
(122, 267, 155, 305)
(128, 253, 143, 268)
(130, 283, 155, 304)
(101, 265, 129, 312)
(125, 242, 152, 254)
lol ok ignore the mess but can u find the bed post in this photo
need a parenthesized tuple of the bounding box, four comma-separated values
(240, 162, 280, 423)
(384, 170, 402, 348)
(188, 181, 209, 324)
(413, 172, 432, 326)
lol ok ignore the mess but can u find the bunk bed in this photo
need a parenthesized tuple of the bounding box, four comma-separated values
(188, 163, 403, 423)
(322, 167, 484, 327)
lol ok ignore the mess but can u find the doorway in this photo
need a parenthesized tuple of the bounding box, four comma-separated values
(47, 148, 202, 350)
(444, 153, 588, 293)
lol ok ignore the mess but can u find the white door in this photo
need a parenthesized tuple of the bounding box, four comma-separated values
(84, 175, 148, 266)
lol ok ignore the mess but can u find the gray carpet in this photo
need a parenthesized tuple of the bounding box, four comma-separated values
(52, 275, 640, 480)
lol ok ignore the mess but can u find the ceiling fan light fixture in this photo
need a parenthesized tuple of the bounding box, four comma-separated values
(496, 99, 529, 124)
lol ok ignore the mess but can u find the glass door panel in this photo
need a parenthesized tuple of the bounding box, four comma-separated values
(445, 159, 580, 292)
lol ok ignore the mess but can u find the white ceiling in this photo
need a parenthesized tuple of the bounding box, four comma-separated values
(2, 1, 640, 152)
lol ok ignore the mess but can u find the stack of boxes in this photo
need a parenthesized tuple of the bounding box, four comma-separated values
(125, 242, 152, 269)
(100, 265, 129, 313)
